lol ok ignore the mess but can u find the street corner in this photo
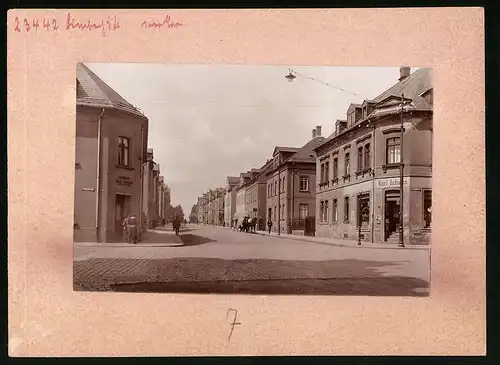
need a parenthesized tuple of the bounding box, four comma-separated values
(140, 229, 184, 245)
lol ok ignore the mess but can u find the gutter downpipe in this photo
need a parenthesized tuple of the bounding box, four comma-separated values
(139, 124, 145, 241)
(277, 165, 281, 235)
(291, 162, 295, 235)
(371, 120, 376, 243)
(95, 108, 105, 243)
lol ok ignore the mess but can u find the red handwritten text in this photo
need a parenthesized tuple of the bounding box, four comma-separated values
(141, 15, 184, 29)
(13, 16, 59, 32)
(65, 13, 121, 37)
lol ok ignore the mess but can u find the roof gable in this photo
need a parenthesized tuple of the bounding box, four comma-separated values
(347, 103, 362, 114)
(287, 136, 326, 163)
(372, 68, 432, 104)
(76, 63, 146, 118)
(272, 146, 300, 156)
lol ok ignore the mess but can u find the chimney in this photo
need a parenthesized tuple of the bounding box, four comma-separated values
(399, 66, 410, 81)
(316, 125, 322, 137)
(312, 129, 317, 138)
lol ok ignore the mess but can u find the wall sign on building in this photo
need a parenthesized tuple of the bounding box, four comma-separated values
(82, 187, 95, 192)
(116, 175, 133, 186)
(376, 177, 409, 189)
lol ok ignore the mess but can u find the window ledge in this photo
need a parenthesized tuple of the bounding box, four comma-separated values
(356, 168, 373, 177)
(382, 163, 400, 172)
(342, 175, 351, 182)
(117, 164, 135, 171)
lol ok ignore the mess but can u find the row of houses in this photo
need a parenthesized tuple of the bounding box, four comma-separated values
(197, 67, 433, 245)
(73, 63, 171, 243)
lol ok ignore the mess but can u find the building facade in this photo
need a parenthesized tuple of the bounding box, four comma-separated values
(266, 127, 325, 234)
(142, 149, 162, 229)
(244, 162, 273, 230)
(224, 176, 240, 227)
(215, 188, 226, 226)
(74, 63, 149, 243)
(313, 67, 433, 245)
(234, 172, 252, 224)
(163, 184, 171, 222)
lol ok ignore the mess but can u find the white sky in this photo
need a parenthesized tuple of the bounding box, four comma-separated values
(86, 63, 407, 213)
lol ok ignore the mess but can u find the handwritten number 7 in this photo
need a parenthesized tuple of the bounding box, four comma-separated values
(14, 17, 20, 32)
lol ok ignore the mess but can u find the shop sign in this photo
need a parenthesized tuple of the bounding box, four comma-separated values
(116, 175, 133, 186)
(82, 187, 95, 192)
(376, 177, 409, 189)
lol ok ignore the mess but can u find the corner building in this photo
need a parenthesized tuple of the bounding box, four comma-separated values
(314, 67, 433, 245)
(74, 63, 149, 243)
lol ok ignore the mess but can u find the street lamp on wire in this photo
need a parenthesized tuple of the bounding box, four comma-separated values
(285, 68, 362, 98)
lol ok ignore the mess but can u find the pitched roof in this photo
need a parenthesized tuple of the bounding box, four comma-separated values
(320, 68, 432, 147)
(226, 176, 240, 185)
(273, 146, 300, 156)
(372, 68, 432, 106)
(76, 63, 146, 118)
(287, 136, 326, 163)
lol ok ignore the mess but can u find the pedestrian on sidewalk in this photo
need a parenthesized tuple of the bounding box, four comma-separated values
(267, 219, 273, 234)
(122, 215, 129, 242)
(127, 214, 138, 244)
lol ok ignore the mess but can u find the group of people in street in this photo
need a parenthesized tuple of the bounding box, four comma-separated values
(122, 214, 186, 243)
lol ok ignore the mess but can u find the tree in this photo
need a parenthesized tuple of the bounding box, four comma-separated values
(173, 205, 184, 221)
(189, 204, 198, 223)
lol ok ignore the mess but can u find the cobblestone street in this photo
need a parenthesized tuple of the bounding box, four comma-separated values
(74, 224, 430, 295)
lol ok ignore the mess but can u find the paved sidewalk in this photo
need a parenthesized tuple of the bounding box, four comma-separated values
(254, 230, 429, 250)
(74, 228, 184, 248)
(198, 224, 428, 250)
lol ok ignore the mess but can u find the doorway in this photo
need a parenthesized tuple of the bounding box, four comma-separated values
(115, 194, 131, 240)
(384, 191, 400, 241)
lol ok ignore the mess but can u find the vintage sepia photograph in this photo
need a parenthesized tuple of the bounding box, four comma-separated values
(73, 63, 432, 296)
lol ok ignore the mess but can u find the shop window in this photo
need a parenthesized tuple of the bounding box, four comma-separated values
(386, 137, 401, 164)
(332, 199, 338, 223)
(299, 204, 309, 219)
(344, 196, 350, 222)
(118, 136, 130, 166)
(424, 190, 432, 228)
(300, 176, 309, 191)
(358, 194, 370, 227)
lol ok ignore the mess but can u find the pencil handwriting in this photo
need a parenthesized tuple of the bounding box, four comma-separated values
(12, 13, 185, 35)
(226, 308, 241, 343)
(65, 13, 121, 36)
(13, 16, 59, 32)
(141, 15, 185, 29)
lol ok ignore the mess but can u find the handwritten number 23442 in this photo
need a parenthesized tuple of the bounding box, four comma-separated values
(14, 17, 59, 32)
